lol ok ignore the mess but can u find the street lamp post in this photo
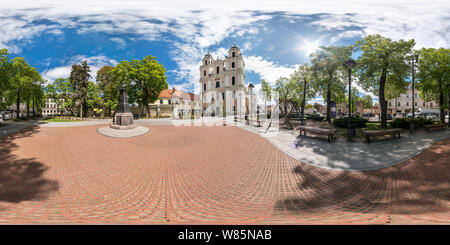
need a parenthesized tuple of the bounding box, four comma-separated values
(344, 59, 357, 141)
(411, 53, 419, 119)
(248, 83, 254, 125)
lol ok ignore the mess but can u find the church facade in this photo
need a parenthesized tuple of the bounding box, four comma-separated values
(199, 45, 249, 118)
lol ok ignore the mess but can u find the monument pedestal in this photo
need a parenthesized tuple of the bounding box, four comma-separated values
(110, 84, 137, 130)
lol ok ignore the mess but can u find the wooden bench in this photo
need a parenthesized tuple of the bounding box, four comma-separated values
(361, 128, 403, 144)
(298, 126, 337, 142)
(423, 124, 447, 133)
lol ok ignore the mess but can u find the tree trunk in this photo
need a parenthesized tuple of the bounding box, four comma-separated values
(447, 89, 450, 127)
(16, 87, 20, 119)
(439, 78, 445, 124)
(80, 103, 83, 118)
(26, 99, 30, 118)
(32, 97, 36, 116)
(379, 68, 387, 127)
(301, 77, 307, 119)
(326, 83, 331, 122)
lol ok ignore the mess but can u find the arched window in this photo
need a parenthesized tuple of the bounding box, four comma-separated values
(205, 60, 207, 65)
(216, 81, 220, 88)
(217, 66, 219, 74)
(232, 76, 235, 85)
(204, 70, 206, 76)
(204, 83, 206, 91)
(232, 52, 235, 57)
(231, 62, 235, 68)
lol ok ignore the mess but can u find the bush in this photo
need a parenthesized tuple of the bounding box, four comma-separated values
(389, 118, 409, 129)
(332, 116, 368, 128)
(389, 118, 434, 129)
(307, 114, 324, 121)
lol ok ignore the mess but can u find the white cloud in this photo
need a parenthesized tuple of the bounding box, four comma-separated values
(245, 56, 299, 85)
(110, 37, 126, 49)
(42, 55, 118, 84)
(1, 0, 448, 91)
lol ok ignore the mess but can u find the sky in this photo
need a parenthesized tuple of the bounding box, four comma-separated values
(1, 0, 448, 105)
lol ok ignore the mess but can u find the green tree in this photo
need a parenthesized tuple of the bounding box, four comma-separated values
(69, 61, 91, 118)
(87, 81, 103, 117)
(54, 78, 75, 116)
(310, 45, 352, 122)
(8, 57, 34, 118)
(274, 76, 297, 127)
(313, 102, 323, 113)
(112, 56, 167, 118)
(362, 94, 373, 109)
(416, 47, 450, 125)
(355, 34, 415, 127)
(97, 65, 119, 117)
(290, 64, 316, 120)
(260, 79, 272, 117)
(0, 49, 11, 110)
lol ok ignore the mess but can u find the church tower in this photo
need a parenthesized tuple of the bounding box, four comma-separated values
(199, 45, 246, 117)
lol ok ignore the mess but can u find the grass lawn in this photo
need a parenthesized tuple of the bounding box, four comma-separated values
(43, 118, 82, 122)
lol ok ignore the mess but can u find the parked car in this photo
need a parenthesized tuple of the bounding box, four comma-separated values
(426, 114, 439, 120)
(386, 114, 393, 120)
(0, 111, 11, 120)
(406, 113, 413, 118)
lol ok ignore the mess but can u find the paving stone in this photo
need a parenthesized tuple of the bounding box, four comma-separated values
(0, 124, 448, 224)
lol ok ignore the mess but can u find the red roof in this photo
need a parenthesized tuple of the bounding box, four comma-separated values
(159, 88, 200, 101)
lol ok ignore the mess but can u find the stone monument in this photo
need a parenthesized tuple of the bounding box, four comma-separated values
(110, 83, 137, 130)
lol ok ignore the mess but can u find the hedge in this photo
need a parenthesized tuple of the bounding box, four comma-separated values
(389, 118, 434, 129)
(332, 116, 368, 128)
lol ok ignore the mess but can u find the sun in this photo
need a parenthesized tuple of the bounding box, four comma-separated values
(302, 40, 320, 55)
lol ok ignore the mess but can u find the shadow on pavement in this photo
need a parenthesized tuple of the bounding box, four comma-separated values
(0, 125, 59, 204)
(275, 138, 450, 216)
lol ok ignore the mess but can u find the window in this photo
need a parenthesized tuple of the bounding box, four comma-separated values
(414, 102, 417, 106)
(216, 81, 220, 88)
(389, 102, 392, 107)
(406, 93, 409, 98)
(398, 102, 401, 106)
(203, 83, 206, 91)
(232, 76, 235, 85)
(205, 60, 207, 65)
(415, 93, 418, 98)
(232, 52, 235, 57)
(204, 70, 206, 76)
(423, 102, 425, 106)
(231, 62, 235, 68)
(406, 102, 409, 106)
(430, 103, 433, 107)
(216, 66, 219, 74)
(168, 99, 171, 104)
(160, 99, 163, 104)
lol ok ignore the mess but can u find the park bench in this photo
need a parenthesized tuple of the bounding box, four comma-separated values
(298, 126, 337, 142)
(423, 124, 447, 133)
(361, 128, 403, 144)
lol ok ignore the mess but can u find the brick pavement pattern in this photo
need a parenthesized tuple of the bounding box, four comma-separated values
(0, 124, 448, 224)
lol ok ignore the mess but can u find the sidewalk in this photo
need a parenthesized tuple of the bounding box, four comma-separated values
(239, 124, 450, 171)
(0, 120, 38, 138)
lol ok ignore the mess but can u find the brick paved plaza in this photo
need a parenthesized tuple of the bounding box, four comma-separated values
(0, 124, 449, 224)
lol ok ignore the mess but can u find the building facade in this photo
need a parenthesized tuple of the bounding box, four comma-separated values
(147, 88, 201, 119)
(199, 45, 247, 117)
(42, 98, 67, 116)
(386, 84, 440, 115)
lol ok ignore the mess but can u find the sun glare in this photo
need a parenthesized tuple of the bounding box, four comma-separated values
(302, 40, 320, 55)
